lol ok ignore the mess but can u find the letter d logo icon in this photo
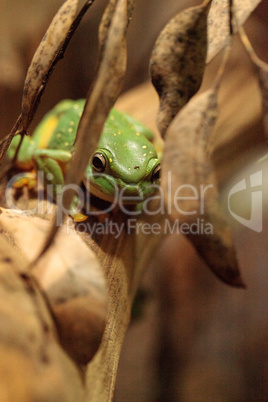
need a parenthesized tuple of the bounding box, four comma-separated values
(228, 170, 262, 232)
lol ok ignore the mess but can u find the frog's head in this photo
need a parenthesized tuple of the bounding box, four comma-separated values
(83, 130, 161, 204)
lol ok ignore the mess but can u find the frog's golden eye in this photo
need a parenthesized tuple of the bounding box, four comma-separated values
(92, 153, 106, 172)
(151, 164, 161, 182)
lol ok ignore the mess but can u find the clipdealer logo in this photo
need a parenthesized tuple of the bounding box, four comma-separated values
(228, 170, 263, 233)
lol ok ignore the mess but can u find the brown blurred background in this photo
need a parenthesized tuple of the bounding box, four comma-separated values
(1, 0, 268, 401)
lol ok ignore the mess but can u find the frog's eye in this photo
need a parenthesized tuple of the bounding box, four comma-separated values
(92, 153, 106, 172)
(151, 164, 161, 182)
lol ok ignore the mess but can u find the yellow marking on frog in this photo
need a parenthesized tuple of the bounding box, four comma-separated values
(142, 145, 147, 149)
(143, 153, 147, 157)
(68, 127, 73, 133)
(136, 132, 140, 136)
(70, 121, 75, 126)
(113, 133, 117, 136)
(118, 131, 121, 135)
(39, 116, 58, 148)
(109, 158, 113, 163)
(65, 142, 69, 147)
(56, 133, 62, 139)
(74, 104, 79, 109)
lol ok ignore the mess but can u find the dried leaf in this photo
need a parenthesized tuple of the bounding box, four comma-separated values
(207, 0, 262, 62)
(161, 81, 244, 287)
(0, 208, 107, 365)
(239, 26, 268, 138)
(150, 0, 212, 137)
(98, 0, 135, 66)
(21, 0, 78, 130)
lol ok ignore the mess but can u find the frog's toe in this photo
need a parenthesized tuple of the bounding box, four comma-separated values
(12, 172, 37, 189)
(71, 211, 88, 222)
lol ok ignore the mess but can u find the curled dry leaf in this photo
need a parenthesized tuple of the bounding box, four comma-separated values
(161, 87, 244, 287)
(98, 0, 117, 62)
(0, 208, 107, 365)
(21, 0, 78, 131)
(33, 219, 108, 365)
(150, 0, 212, 137)
(207, 0, 262, 62)
(0, 235, 84, 401)
(99, 0, 135, 54)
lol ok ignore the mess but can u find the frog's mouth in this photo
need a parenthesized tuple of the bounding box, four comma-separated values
(88, 181, 145, 204)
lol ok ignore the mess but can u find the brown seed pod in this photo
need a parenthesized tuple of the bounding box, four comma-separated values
(161, 80, 245, 287)
(207, 0, 263, 62)
(150, 0, 212, 137)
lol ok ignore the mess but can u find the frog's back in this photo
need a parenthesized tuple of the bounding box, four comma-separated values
(33, 99, 85, 151)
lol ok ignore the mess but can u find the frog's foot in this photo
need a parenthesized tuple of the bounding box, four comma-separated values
(71, 211, 88, 222)
(12, 171, 37, 190)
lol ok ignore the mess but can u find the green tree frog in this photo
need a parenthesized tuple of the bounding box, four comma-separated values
(7, 99, 161, 219)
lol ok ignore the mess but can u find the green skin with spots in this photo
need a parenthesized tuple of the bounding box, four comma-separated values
(8, 99, 160, 205)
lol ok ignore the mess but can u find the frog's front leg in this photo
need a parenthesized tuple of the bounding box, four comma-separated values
(33, 149, 72, 190)
(33, 149, 88, 222)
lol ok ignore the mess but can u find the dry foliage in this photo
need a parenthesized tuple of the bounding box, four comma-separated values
(0, 0, 266, 401)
